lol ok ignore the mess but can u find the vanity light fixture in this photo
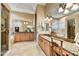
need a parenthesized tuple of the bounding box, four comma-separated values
(66, 3, 73, 8)
(44, 15, 53, 22)
(71, 4, 79, 11)
(63, 9, 69, 14)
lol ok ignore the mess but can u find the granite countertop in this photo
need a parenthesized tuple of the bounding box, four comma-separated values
(63, 41, 79, 56)
(40, 35, 79, 56)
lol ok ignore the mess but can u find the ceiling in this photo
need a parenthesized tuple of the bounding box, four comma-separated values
(8, 3, 45, 14)
(8, 3, 79, 18)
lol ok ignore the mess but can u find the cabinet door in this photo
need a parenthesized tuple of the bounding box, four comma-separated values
(41, 38, 44, 51)
(25, 33, 29, 41)
(29, 33, 34, 41)
(44, 40, 51, 56)
(39, 36, 42, 47)
(15, 34, 20, 42)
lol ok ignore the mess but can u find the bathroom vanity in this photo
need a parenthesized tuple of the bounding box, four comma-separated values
(38, 34, 79, 56)
(14, 32, 34, 42)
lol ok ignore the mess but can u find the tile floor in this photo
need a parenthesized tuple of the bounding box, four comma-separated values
(4, 41, 45, 56)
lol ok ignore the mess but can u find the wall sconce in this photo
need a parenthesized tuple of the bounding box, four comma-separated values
(66, 3, 73, 8)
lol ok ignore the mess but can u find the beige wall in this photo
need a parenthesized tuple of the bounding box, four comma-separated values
(3, 3, 11, 11)
(0, 3, 1, 55)
(36, 5, 46, 42)
(37, 5, 45, 27)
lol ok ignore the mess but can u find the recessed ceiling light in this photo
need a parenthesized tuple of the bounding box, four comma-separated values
(71, 4, 79, 11)
(66, 3, 73, 8)
(58, 7, 63, 13)
(63, 9, 69, 14)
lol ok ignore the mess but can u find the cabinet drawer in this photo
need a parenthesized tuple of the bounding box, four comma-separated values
(53, 46, 61, 55)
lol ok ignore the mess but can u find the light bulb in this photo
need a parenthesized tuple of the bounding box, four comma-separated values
(71, 4, 79, 11)
(50, 18, 52, 21)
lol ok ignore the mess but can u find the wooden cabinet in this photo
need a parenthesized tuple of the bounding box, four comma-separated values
(38, 36, 44, 50)
(29, 33, 34, 41)
(38, 35, 74, 56)
(38, 35, 52, 56)
(44, 39, 51, 55)
(15, 32, 34, 42)
(24, 33, 29, 41)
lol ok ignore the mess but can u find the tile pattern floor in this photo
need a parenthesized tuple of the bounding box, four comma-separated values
(4, 42, 45, 56)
